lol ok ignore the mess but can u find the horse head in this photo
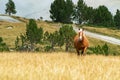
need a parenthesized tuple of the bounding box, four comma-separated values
(78, 28, 84, 42)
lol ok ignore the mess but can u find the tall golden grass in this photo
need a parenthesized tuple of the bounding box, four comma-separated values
(0, 52, 119, 80)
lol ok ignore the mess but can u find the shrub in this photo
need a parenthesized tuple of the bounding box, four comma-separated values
(15, 19, 43, 52)
(90, 43, 109, 56)
(0, 37, 9, 51)
(44, 46, 53, 52)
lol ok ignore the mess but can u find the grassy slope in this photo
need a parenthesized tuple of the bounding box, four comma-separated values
(0, 16, 120, 54)
(0, 52, 119, 80)
(0, 19, 59, 48)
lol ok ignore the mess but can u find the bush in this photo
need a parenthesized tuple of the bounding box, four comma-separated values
(0, 37, 9, 52)
(15, 19, 43, 52)
(44, 46, 53, 52)
(90, 43, 109, 56)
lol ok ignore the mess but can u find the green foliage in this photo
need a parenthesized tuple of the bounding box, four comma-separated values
(44, 45, 53, 52)
(26, 19, 43, 44)
(114, 9, 120, 29)
(0, 37, 9, 52)
(93, 5, 114, 27)
(49, 0, 118, 28)
(47, 31, 59, 49)
(90, 43, 109, 56)
(43, 31, 49, 43)
(43, 25, 76, 52)
(44, 31, 63, 51)
(15, 19, 43, 52)
(50, 0, 74, 23)
(59, 25, 76, 51)
(74, 1, 115, 27)
(5, 0, 16, 15)
(102, 43, 109, 56)
(15, 36, 20, 51)
(15, 34, 31, 51)
(75, 0, 87, 24)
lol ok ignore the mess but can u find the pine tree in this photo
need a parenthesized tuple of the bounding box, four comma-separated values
(114, 9, 120, 29)
(59, 25, 76, 51)
(0, 37, 9, 51)
(76, 0, 87, 24)
(49, 0, 74, 23)
(64, 0, 74, 23)
(26, 19, 43, 51)
(93, 5, 114, 27)
(5, 0, 16, 15)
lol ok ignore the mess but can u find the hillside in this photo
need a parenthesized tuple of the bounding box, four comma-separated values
(0, 16, 59, 48)
(0, 15, 120, 55)
(0, 16, 120, 80)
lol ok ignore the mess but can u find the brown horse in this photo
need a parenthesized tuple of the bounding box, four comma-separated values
(74, 28, 89, 55)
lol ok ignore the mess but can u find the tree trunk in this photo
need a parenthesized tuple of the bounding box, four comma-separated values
(65, 42, 69, 52)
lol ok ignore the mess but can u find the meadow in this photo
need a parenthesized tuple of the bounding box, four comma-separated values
(0, 16, 120, 80)
(0, 52, 119, 80)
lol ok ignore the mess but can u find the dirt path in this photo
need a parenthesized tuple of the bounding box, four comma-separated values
(73, 27, 120, 45)
(0, 15, 21, 23)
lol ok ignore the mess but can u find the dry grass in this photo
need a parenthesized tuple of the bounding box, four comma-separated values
(0, 52, 119, 80)
(0, 20, 59, 48)
(37, 21, 60, 33)
(0, 21, 26, 48)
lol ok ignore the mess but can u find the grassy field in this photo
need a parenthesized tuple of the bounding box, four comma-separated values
(0, 16, 120, 80)
(0, 52, 119, 80)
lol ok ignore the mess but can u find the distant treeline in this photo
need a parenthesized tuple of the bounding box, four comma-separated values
(4, 0, 120, 28)
(50, 0, 120, 28)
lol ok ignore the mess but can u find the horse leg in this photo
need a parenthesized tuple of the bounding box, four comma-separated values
(76, 49, 80, 55)
(82, 47, 87, 56)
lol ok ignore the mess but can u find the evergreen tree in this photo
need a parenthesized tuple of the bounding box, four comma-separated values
(44, 31, 63, 51)
(59, 25, 76, 51)
(64, 0, 74, 23)
(114, 9, 120, 29)
(85, 6, 95, 24)
(5, 0, 16, 15)
(26, 19, 43, 51)
(0, 37, 9, 51)
(49, 0, 74, 23)
(15, 19, 43, 51)
(93, 5, 114, 27)
(76, 0, 87, 24)
(48, 31, 59, 50)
